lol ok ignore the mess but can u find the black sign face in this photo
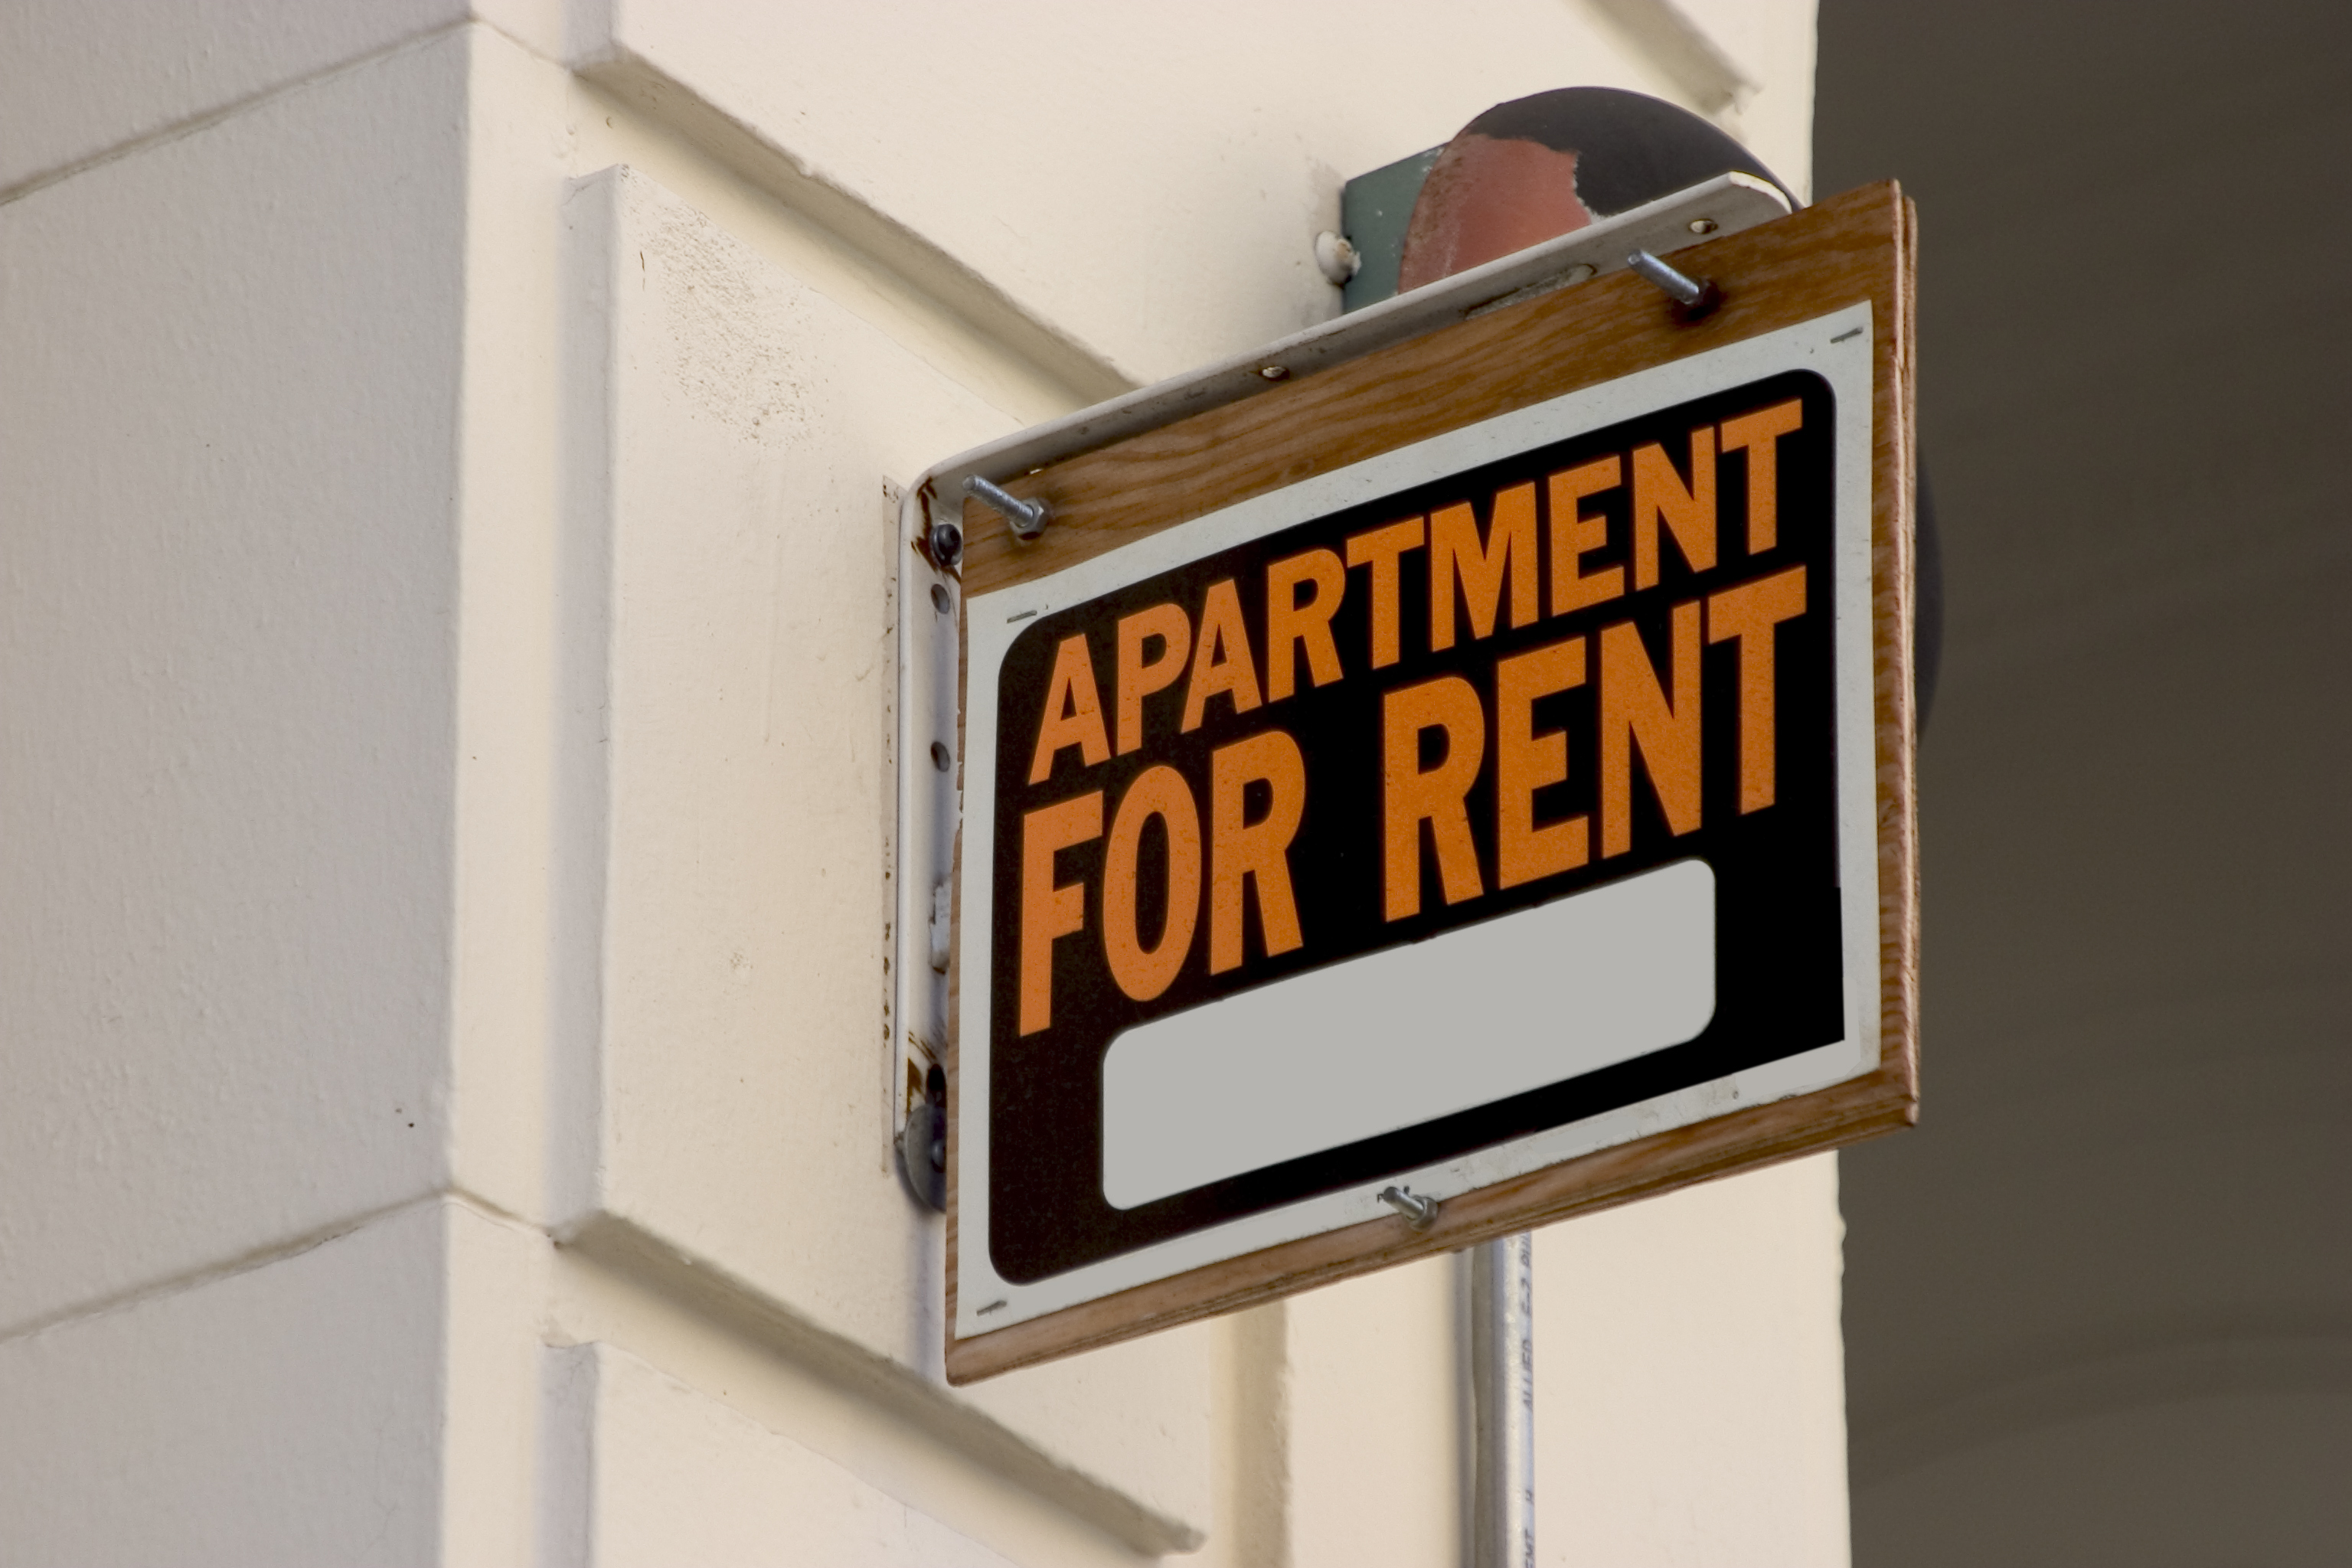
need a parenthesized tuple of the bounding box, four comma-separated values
(982, 369, 1844, 1285)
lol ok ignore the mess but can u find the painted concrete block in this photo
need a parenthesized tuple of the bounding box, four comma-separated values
(544, 1341, 1024, 1568)
(0, 0, 562, 196)
(443, 1200, 560, 1568)
(953, 1326, 1217, 1552)
(1283, 1255, 1467, 1568)
(557, 163, 1213, 1543)
(572, 0, 1818, 387)
(0, 33, 475, 1336)
(443, 22, 575, 1227)
(557, 160, 990, 1353)
(0, 1203, 448, 1566)
(1537, 1153, 1851, 1565)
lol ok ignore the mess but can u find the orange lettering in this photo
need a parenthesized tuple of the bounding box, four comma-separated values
(1345, 518, 1426, 669)
(1266, 549, 1346, 701)
(1599, 603, 1702, 856)
(1180, 579, 1263, 731)
(1429, 485, 1538, 651)
(1495, 637, 1589, 889)
(1018, 792, 1102, 1034)
(1102, 766, 1202, 1000)
(1706, 566, 1807, 812)
(1116, 603, 1191, 754)
(1631, 429, 1717, 590)
(1717, 399, 1803, 554)
(1028, 635, 1110, 784)
(1209, 731, 1306, 972)
(1547, 456, 1625, 616)
(1382, 676, 1486, 920)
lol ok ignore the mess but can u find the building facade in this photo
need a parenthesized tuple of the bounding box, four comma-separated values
(1, 5, 1850, 1563)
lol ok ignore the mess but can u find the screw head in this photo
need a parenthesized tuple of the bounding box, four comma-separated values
(1258, 364, 1290, 382)
(1688, 217, 1719, 234)
(927, 519, 963, 567)
(895, 1088, 948, 1211)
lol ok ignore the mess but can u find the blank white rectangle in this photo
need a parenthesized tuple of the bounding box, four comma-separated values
(1100, 859, 1717, 1209)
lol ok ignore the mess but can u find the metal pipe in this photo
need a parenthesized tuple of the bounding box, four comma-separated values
(1471, 1232, 1535, 1568)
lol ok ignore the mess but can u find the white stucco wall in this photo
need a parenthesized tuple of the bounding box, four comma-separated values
(0, 5, 1844, 1563)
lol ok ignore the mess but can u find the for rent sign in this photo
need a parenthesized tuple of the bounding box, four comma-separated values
(944, 186, 1916, 1382)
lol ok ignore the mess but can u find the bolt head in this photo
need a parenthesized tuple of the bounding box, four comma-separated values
(927, 519, 963, 567)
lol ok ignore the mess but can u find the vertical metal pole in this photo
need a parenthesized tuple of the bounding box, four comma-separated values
(1472, 1232, 1535, 1568)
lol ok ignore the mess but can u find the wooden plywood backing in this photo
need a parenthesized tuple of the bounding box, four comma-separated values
(946, 180, 1918, 1384)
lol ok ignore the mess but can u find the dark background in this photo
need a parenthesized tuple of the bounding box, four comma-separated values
(1814, 2, 2352, 1560)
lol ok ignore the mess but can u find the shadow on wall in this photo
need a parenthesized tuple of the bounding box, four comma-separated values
(1812, 1, 2352, 1563)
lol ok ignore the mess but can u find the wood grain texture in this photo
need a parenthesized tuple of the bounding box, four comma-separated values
(946, 181, 1919, 1385)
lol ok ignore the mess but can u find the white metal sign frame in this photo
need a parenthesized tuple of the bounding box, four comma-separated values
(948, 305, 1879, 1334)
